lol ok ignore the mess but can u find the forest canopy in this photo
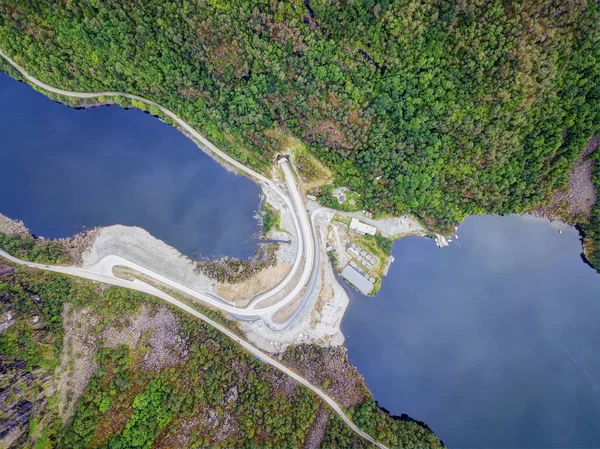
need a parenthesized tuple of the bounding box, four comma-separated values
(0, 0, 598, 230)
(0, 266, 443, 448)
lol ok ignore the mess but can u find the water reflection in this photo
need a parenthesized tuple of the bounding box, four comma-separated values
(0, 73, 261, 259)
(342, 215, 600, 448)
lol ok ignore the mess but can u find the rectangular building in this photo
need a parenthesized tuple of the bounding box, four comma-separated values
(349, 218, 376, 235)
(341, 265, 374, 295)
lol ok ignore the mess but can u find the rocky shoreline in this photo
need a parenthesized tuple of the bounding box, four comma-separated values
(0, 213, 28, 235)
(196, 243, 279, 284)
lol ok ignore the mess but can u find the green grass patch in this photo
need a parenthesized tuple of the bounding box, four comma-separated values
(333, 214, 352, 227)
(350, 233, 395, 296)
(262, 203, 281, 235)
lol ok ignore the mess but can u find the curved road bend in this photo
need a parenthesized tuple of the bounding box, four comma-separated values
(0, 49, 323, 326)
(0, 249, 388, 449)
(79, 158, 315, 327)
(0, 48, 307, 310)
(0, 49, 390, 447)
(267, 207, 325, 330)
(246, 158, 316, 312)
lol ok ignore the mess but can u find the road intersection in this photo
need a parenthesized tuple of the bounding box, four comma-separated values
(0, 48, 319, 330)
(0, 48, 392, 449)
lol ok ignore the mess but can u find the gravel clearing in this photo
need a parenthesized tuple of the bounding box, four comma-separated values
(318, 206, 425, 238)
(216, 263, 293, 305)
(81, 224, 217, 293)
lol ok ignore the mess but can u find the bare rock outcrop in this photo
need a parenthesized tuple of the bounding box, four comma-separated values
(0, 213, 28, 235)
(0, 265, 15, 279)
(0, 359, 55, 448)
(103, 305, 189, 371)
(535, 136, 598, 222)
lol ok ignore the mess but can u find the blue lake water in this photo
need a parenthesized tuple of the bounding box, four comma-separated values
(342, 215, 600, 448)
(2, 70, 600, 448)
(0, 72, 261, 259)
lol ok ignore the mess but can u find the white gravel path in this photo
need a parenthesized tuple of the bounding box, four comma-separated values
(81, 224, 217, 293)
(308, 204, 425, 238)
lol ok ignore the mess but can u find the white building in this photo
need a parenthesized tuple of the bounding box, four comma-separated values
(349, 218, 376, 236)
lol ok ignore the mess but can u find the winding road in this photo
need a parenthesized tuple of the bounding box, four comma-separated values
(0, 49, 390, 448)
(0, 249, 387, 449)
(0, 48, 316, 329)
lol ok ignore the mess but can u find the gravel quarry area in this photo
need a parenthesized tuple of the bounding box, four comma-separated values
(81, 224, 218, 294)
(76, 193, 351, 353)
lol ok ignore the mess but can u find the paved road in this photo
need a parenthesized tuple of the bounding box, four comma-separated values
(246, 158, 315, 315)
(0, 49, 319, 329)
(0, 49, 388, 447)
(269, 207, 325, 330)
(0, 249, 388, 449)
(0, 48, 306, 312)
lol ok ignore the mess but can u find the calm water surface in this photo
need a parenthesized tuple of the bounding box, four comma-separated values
(3, 71, 600, 448)
(0, 73, 260, 259)
(343, 215, 600, 448)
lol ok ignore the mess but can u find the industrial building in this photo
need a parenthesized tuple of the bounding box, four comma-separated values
(349, 218, 376, 235)
(341, 265, 374, 295)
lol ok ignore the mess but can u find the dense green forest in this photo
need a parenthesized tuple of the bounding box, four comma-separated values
(0, 0, 598, 230)
(584, 150, 600, 270)
(0, 232, 67, 264)
(0, 263, 442, 448)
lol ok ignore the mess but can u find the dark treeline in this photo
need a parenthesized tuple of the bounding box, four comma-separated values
(584, 149, 600, 270)
(0, 1, 598, 231)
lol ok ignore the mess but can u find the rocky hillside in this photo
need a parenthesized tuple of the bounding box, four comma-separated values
(0, 263, 442, 449)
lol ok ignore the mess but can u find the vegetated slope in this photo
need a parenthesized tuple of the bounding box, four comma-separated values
(584, 148, 600, 270)
(0, 261, 442, 448)
(0, 0, 598, 229)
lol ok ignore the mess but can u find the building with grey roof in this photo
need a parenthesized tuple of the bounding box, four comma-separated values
(341, 265, 374, 295)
